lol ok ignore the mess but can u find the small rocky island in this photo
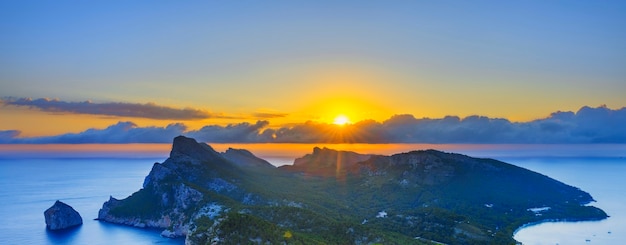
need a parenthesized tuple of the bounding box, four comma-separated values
(44, 200, 83, 230)
(98, 136, 607, 244)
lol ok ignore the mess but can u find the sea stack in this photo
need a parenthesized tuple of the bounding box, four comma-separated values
(44, 200, 83, 230)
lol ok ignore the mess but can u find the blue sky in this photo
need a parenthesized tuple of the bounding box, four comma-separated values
(1, 1, 625, 142)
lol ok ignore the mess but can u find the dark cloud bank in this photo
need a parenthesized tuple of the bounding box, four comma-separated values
(1, 106, 625, 144)
(1, 97, 213, 120)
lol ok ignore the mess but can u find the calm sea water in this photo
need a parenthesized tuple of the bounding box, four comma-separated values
(508, 157, 626, 245)
(0, 158, 184, 245)
(0, 144, 624, 244)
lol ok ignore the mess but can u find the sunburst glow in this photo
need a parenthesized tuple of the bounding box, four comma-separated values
(333, 115, 351, 126)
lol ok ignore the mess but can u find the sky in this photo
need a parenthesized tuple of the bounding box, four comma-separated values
(1, 1, 625, 144)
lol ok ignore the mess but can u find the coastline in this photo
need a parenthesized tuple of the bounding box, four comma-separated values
(513, 216, 609, 239)
(510, 198, 609, 244)
(507, 156, 625, 244)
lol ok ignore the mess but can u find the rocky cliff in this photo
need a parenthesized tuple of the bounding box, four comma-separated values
(45, 200, 83, 230)
(98, 136, 256, 238)
(98, 136, 607, 244)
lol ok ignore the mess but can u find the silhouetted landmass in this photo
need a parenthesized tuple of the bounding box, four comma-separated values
(98, 136, 607, 244)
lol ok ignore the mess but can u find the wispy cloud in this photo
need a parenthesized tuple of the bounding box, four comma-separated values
(1, 105, 625, 144)
(251, 112, 288, 119)
(1, 97, 215, 120)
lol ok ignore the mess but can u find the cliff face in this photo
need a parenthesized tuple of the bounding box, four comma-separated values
(98, 136, 256, 238)
(45, 200, 83, 230)
(98, 136, 607, 244)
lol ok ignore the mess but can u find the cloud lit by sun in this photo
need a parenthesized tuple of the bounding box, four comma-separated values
(333, 115, 351, 126)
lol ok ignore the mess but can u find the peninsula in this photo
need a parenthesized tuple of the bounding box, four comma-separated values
(98, 136, 607, 244)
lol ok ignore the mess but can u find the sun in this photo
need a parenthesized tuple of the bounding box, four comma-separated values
(333, 115, 351, 126)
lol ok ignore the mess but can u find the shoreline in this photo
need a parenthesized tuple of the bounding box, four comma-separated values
(512, 216, 609, 242)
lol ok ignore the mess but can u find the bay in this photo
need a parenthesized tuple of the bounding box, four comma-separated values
(508, 157, 626, 245)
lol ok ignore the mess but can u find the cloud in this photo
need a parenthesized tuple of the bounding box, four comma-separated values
(251, 112, 288, 119)
(2, 97, 215, 120)
(2, 105, 625, 144)
(0, 130, 21, 143)
(187, 121, 271, 143)
(264, 105, 626, 144)
(12, 122, 187, 143)
(264, 115, 520, 144)
(376, 114, 519, 143)
(537, 105, 626, 143)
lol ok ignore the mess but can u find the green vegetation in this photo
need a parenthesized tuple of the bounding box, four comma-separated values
(102, 136, 607, 244)
(109, 186, 161, 218)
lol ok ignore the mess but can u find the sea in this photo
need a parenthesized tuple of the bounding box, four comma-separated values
(0, 143, 624, 245)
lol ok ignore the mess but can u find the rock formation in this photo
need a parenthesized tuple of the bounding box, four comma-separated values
(98, 136, 607, 244)
(44, 200, 83, 230)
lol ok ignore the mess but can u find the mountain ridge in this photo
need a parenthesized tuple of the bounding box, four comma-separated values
(98, 136, 607, 244)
